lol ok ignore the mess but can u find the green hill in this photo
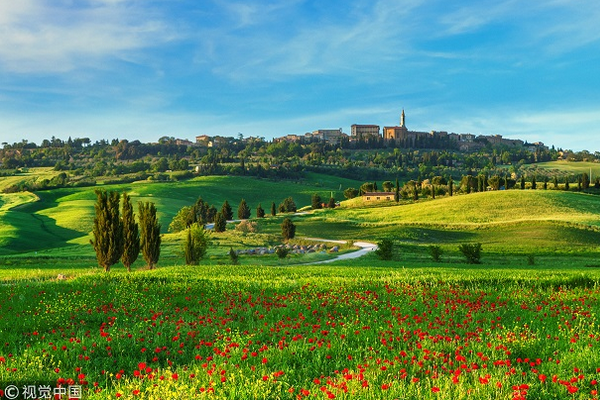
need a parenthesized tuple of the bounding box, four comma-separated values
(0, 174, 360, 255)
(296, 190, 600, 252)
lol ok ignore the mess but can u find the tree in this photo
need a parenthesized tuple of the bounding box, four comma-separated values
(327, 197, 336, 208)
(311, 193, 322, 209)
(256, 203, 265, 218)
(221, 200, 233, 221)
(375, 238, 394, 260)
(121, 192, 139, 272)
(406, 180, 419, 200)
(281, 217, 296, 241)
(90, 190, 123, 272)
(184, 223, 209, 265)
(343, 187, 359, 199)
(488, 175, 501, 191)
(238, 198, 251, 220)
(168, 206, 193, 233)
(520, 176, 525, 190)
(359, 182, 375, 195)
(382, 181, 394, 192)
(553, 176, 559, 189)
(565, 177, 570, 191)
(531, 176, 537, 190)
(270, 202, 277, 217)
(139, 201, 161, 269)
(394, 178, 400, 202)
(458, 243, 482, 264)
(583, 173, 590, 190)
(448, 177, 454, 196)
(214, 211, 227, 233)
(278, 197, 296, 213)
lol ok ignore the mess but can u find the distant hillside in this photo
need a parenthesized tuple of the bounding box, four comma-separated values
(299, 190, 600, 252)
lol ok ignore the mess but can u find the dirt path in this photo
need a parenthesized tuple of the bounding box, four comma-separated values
(300, 238, 378, 265)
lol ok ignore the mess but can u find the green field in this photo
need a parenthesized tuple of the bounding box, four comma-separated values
(535, 161, 600, 177)
(0, 174, 361, 255)
(1, 171, 600, 399)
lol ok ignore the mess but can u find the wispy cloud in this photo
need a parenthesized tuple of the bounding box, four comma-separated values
(203, 0, 426, 81)
(0, 0, 177, 73)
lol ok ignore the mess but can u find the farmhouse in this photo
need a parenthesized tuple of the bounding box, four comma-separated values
(363, 192, 395, 201)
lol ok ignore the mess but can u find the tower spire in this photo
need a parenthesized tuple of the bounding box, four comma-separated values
(400, 109, 405, 128)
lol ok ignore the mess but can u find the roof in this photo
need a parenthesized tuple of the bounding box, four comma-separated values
(363, 192, 395, 196)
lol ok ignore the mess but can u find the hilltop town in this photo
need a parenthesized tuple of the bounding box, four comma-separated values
(192, 110, 547, 153)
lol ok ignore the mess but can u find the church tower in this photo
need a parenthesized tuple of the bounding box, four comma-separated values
(400, 109, 406, 128)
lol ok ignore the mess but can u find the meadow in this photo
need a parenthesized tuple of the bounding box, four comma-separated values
(1, 264, 600, 399)
(2, 173, 600, 399)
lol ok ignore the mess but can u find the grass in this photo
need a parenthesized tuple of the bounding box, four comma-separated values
(0, 174, 362, 255)
(0, 264, 599, 399)
(535, 160, 600, 176)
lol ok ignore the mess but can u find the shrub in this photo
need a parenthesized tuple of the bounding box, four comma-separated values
(458, 243, 482, 264)
(275, 247, 289, 259)
(428, 245, 443, 262)
(375, 238, 394, 260)
(527, 254, 535, 266)
(229, 247, 239, 265)
(235, 220, 259, 234)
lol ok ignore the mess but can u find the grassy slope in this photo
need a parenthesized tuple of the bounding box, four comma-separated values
(535, 160, 600, 176)
(0, 167, 61, 191)
(286, 190, 600, 253)
(0, 174, 361, 255)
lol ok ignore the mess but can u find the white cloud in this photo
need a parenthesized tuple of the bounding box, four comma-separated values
(205, 0, 426, 81)
(0, 1, 177, 73)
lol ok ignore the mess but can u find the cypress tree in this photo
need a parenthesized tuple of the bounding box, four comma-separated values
(327, 197, 336, 208)
(531, 176, 537, 190)
(520, 176, 525, 190)
(214, 211, 227, 232)
(281, 218, 296, 241)
(184, 223, 209, 265)
(394, 178, 400, 202)
(256, 203, 265, 218)
(270, 202, 277, 217)
(121, 192, 139, 272)
(238, 198, 251, 220)
(221, 200, 233, 221)
(139, 201, 161, 269)
(565, 177, 570, 191)
(448, 177, 454, 196)
(207, 205, 217, 223)
(91, 189, 123, 272)
(583, 173, 590, 189)
(311, 194, 322, 209)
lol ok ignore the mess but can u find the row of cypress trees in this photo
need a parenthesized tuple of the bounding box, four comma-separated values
(90, 190, 161, 272)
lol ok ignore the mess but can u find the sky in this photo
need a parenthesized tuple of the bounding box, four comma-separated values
(1, 0, 600, 151)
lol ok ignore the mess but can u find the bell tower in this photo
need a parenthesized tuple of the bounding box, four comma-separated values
(400, 109, 406, 128)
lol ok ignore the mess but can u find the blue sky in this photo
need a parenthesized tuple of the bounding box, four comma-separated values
(1, 0, 600, 151)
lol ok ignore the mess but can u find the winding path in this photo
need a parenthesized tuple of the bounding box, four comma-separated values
(206, 216, 378, 264)
(300, 238, 378, 265)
